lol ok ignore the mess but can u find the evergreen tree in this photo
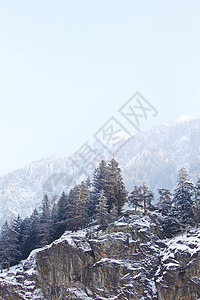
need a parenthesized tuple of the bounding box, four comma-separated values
(20, 209, 40, 259)
(172, 167, 194, 225)
(53, 192, 68, 239)
(8, 218, 22, 267)
(142, 183, 154, 213)
(20, 217, 32, 259)
(110, 204, 118, 223)
(57, 192, 68, 224)
(69, 182, 90, 231)
(79, 181, 90, 228)
(29, 209, 40, 251)
(87, 176, 95, 221)
(128, 186, 143, 211)
(92, 160, 108, 198)
(0, 218, 22, 271)
(0, 221, 10, 271)
(106, 159, 128, 214)
(70, 184, 82, 231)
(95, 190, 109, 228)
(10, 216, 22, 263)
(132, 183, 154, 215)
(49, 202, 58, 242)
(194, 178, 200, 227)
(87, 194, 96, 221)
(86, 177, 91, 189)
(64, 192, 76, 231)
(38, 195, 51, 247)
(158, 188, 172, 215)
(92, 159, 127, 215)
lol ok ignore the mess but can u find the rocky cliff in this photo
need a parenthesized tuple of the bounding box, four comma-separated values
(1, 212, 200, 299)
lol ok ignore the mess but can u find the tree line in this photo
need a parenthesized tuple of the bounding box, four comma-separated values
(128, 167, 200, 236)
(0, 159, 128, 270)
(1, 161, 200, 271)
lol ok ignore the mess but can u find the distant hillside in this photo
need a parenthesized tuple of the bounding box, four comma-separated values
(0, 116, 200, 226)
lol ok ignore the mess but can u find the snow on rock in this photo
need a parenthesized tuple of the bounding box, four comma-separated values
(161, 228, 200, 264)
(33, 213, 162, 299)
(0, 248, 44, 299)
(176, 115, 197, 123)
(156, 228, 200, 299)
(1, 212, 200, 299)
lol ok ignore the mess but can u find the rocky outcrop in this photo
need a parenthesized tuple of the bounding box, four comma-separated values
(156, 229, 200, 300)
(1, 213, 200, 299)
(0, 253, 44, 299)
(35, 217, 160, 300)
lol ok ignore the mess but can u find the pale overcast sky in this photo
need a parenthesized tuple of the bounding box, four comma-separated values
(0, 0, 200, 175)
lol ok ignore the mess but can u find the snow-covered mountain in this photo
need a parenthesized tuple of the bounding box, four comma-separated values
(1, 115, 200, 226)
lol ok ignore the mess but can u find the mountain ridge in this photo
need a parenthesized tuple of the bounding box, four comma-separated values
(1, 115, 200, 226)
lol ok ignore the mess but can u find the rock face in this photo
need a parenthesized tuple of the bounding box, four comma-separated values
(36, 217, 160, 300)
(1, 213, 200, 299)
(157, 229, 200, 300)
(0, 251, 44, 299)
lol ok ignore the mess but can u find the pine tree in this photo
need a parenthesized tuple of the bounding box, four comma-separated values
(49, 202, 58, 243)
(86, 177, 91, 189)
(0, 218, 22, 271)
(92, 159, 127, 215)
(194, 178, 200, 227)
(128, 186, 143, 211)
(20, 217, 32, 260)
(172, 167, 194, 226)
(38, 195, 51, 247)
(95, 190, 109, 228)
(64, 192, 75, 231)
(68, 185, 82, 231)
(69, 182, 90, 231)
(53, 192, 68, 239)
(106, 159, 128, 214)
(92, 160, 108, 215)
(132, 183, 154, 215)
(142, 183, 154, 213)
(20, 209, 40, 259)
(10, 216, 22, 264)
(57, 192, 68, 224)
(8, 218, 22, 267)
(29, 209, 40, 251)
(110, 204, 118, 223)
(79, 181, 90, 228)
(87, 175, 95, 221)
(158, 188, 172, 215)
(0, 221, 10, 271)
(92, 160, 108, 198)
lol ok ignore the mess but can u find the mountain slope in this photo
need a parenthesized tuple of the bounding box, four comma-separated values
(0, 116, 200, 226)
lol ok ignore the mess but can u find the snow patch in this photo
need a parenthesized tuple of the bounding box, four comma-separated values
(176, 115, 197, 123)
